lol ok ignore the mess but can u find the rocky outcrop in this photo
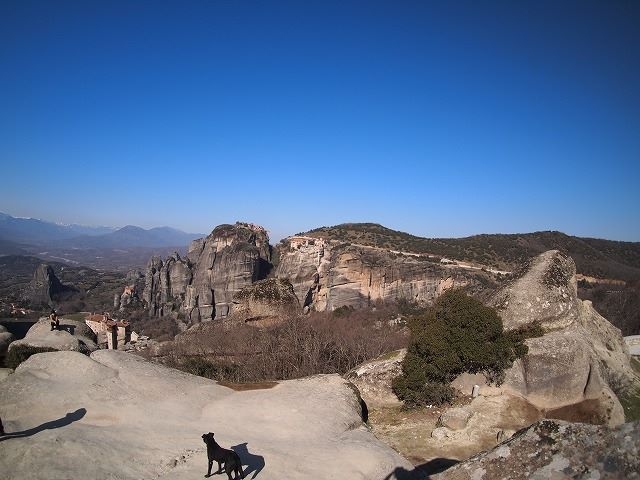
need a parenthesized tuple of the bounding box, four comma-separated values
(275, 236, 480, 312)
(232, 278, 300, 324)
(143, 223, 271, 323)
(0, 325, 14, 357)
(8, 317, 98, 354)
(492, 250, 580, 331)
(488, 250, 636, 426)
(21, 264, 76, 307)
(346, 349, 405, 408)
(433, 419, 640, 480)
(114, 285, 140, 310)
(0, 350, 413, 479)
(348, 251, 638, 466)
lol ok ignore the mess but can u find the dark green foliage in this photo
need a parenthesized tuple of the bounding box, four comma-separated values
(6, 344, 57, 369)
(392, 289, 528, 407)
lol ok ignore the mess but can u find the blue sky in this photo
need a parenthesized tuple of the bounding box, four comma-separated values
(1, 1, 639, 242)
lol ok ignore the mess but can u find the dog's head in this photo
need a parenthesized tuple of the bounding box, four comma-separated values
(202, 432, 215, 444)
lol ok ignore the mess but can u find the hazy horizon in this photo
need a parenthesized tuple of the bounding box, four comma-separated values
(2, 1, 639, 242)
(3, 209, 638, 245)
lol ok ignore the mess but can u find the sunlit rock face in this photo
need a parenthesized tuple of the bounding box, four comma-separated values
(143, 222, 271, 323)
(274, 236, 472, 312)
(493, 250, 636, 426)
(0, 350, 413, 480)
(433, 419, 640, 480)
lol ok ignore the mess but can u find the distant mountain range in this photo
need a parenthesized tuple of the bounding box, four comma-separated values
(0, 212, 204, 249)
(0, 213, 205, 271)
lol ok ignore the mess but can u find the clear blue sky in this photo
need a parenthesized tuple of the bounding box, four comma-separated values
(2, 1, 639, 242)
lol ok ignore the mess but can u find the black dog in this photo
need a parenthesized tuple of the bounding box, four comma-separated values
(202, 432, 244, 479)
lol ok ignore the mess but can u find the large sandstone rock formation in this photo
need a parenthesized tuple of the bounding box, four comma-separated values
(274, 236, 478, 312)
(494, 250, 635, 425)
(231, 277, 300, 324)
(8, 317, 98, 354)
(143, 223, 271, 323)
(347, 251, 638, 465)
(21, 264, 76, 307)
(143, 225, 498, 323)
(433, 419, 640, 480)
(0, 350, 413, 479)
(0, 325, 14, 357)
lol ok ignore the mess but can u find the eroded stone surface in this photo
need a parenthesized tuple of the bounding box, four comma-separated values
(433, 419, 640, 480)
(0, 350, 413, 480)
(275, 236, 476, 312)
(143, 223, 271, 323)
(8, 317, 98, 353)
(492, 252, 635, 425)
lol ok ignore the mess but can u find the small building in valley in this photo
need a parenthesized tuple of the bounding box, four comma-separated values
(86, 313, 137, 350)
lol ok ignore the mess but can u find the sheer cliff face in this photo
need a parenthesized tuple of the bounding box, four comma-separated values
(144, 227, 486, 321)
(274, 236, 472, 311)
(143, 223, 270, 322)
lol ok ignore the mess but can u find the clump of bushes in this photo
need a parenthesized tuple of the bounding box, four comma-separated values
(392, 289, 528, 407)
(177, 357, 240, 382)
(161, 302, 409, 383)
(6, 345, 57, 369)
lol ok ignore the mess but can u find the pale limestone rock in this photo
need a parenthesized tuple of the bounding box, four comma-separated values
(433, 420, 640, 480)
(345, 349, 405, 408)
(493, 250, 635, 426)
(0, 350, 413, 480)
(8, 317, 97, 353)
(275, 236, 474, 312)
(439, 407, 474, 430)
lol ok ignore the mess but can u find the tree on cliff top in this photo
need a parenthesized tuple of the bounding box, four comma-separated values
(392, 289, 528, 406)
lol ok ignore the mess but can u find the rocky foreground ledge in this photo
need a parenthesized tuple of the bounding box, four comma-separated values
(433, 419, 640, 480)
(0, 350, 412, 479)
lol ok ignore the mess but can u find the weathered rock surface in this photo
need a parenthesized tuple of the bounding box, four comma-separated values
(433, 419, 640, 480)
(8, 317, 98, 354)
(346, 349, 405, 408)
(232, 277, 300, 324)
(349, 251, 638, 467)
(438, 407, 474, 431)
(275, 236, 480, 312)
(0, 325, 14, 357)
(20, 264, 76, 307)
(493, 250, 635, 425)
(0, 350, 413, 479)
(348, 349, 543, 464)
(143, 223, 271, 323)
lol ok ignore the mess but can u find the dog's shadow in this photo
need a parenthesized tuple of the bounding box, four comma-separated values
(0, 408, 86, 442)
(232, 443, 264, 479)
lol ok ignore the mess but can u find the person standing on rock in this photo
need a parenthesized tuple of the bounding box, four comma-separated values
(50, 309, 59, 331)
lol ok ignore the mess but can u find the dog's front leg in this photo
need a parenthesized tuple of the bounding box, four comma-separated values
(216, 460, 224, 474)
(206, 460, 213, 477)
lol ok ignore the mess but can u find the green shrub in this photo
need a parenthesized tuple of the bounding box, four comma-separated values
(6, 345, 57, 369)
(392, 289, 528, 407)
